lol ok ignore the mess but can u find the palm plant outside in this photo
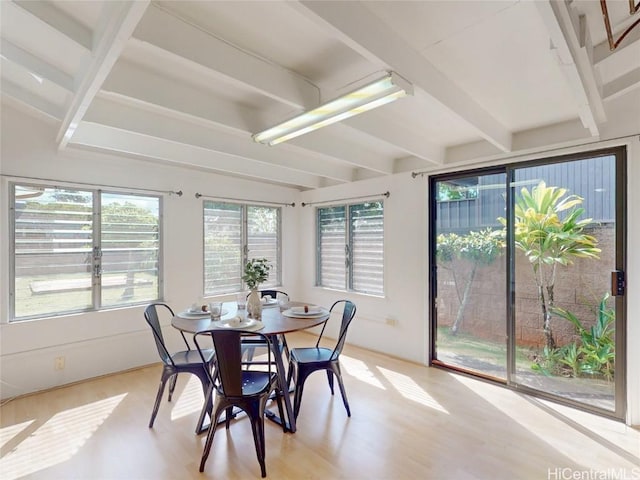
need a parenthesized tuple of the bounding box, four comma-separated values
(552, 293, 615, 379)
(499, 181, 600, 350)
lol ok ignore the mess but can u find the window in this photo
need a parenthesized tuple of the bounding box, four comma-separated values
(437, 178, 479, 202)
(316, 201, 384, 295)
(10, 183, 161, 321)
(204, 201, 281, 295)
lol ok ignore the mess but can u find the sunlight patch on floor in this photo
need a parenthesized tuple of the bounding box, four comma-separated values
(449, 373, 640, 469)
(378, 367, 449, 413)
(0, 420, 34, 450)
(170, 375, 205, 421)
(0, 394, 126, 479)
(340, 355, 386, 389)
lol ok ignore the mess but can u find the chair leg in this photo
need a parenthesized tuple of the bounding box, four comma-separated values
(168, 373, 178, 401)
(273, 386, 287, 432)
(194, 367, 213, 434)
(225, 406, 234, 429)
(332, 363, 351, 417)
(247, 403, 267, 478)
(149, 373, 169, 428)
(326, 370, 335, 394)
(286, 360, 294, 390)
(196, 385, 214, 435)
(293, 370, 309, 420)
(200, 401, 225, 472)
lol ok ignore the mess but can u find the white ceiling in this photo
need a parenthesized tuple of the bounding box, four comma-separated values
(1, 0, 639, 190)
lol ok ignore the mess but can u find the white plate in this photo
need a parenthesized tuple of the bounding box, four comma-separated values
(180, 309, 229, 319)
(282, 307, 328, 318)
(290, 306, 323, 315)
(261, 297, 278, 306)
(219, 318, 264, 331)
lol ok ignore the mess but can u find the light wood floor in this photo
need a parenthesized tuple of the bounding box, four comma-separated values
(1, 331, 639, 480)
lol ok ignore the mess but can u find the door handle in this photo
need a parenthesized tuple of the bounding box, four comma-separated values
(611, 270, 625, 296)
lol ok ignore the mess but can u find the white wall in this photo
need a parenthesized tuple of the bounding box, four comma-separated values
(0, 105, 301, 398)
(297, 174, 429, 364)
(1, 104, 638, 425)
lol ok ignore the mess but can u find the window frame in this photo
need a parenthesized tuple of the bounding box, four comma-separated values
(9, 181, 163, 322)
(315, 200, 385, 296)
(203, 201, 282, 296)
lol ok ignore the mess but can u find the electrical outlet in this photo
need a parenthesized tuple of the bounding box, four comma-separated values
(54, 356, 65, 370)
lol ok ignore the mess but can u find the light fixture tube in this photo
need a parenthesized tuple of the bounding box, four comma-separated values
(253, 72, 413, 146)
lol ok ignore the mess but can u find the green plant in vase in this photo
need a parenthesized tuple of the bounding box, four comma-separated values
(242, 258, 271, 319)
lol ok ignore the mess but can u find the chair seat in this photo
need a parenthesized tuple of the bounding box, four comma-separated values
(290, 347, 333, 364)
(221, 371, 276, 396)
(171, 348, 214, 366)
(286, 300, 356, 421)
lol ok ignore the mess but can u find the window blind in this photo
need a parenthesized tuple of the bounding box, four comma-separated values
(204, 202, 281, 295)
(317, 202, 384, 294)
(204, 202, 243, 295)
(100, 192, 160, 307)
(247, 206, 280, 289)
(317, 206, 347, 290)
(350, 202, 384, 295)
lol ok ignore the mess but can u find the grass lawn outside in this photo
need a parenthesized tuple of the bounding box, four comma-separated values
(13, 272, 158, 319)
(436, 326, 615, 411)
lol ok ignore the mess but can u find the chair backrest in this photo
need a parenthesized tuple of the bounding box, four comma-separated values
(194, 329, 274, 397)
(260, 289, 289, 300)
(144, 303, 175, 366)
(316, 300, 356, 359)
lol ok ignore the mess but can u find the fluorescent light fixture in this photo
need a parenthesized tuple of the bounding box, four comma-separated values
(253, 72, 413, 146)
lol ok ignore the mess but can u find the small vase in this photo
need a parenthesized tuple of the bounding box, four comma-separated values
(247, 288, 262, 320)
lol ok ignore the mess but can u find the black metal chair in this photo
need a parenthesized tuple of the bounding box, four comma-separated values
(286, 300, 356, 420)
(244, 289, 289, 302)
(144, 303, 214, 430)
(260, 289, 289, 302)
(194, 329, 286, 477)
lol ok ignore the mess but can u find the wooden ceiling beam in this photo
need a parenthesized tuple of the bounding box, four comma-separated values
(87, 95, 355, 184)
(56, 1, 150, 149)
(295, 0, 513, 153)
(535, 0, 605, 137)
(101, 56, 390, 175)
(134, 4, 319, 110)
(70, 121, 324, 189)
(13, 0, 92, 50)
(1, 38, 74, 92)
(1, 79, 63, 120)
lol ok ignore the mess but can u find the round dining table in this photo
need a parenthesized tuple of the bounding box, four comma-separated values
(172, 301, 329, 434)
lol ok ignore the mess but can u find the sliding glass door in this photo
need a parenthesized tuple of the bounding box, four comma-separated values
(430, 147, 626, 419)
(431, 171, 508, 381)
(509, 153, 623, 415)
